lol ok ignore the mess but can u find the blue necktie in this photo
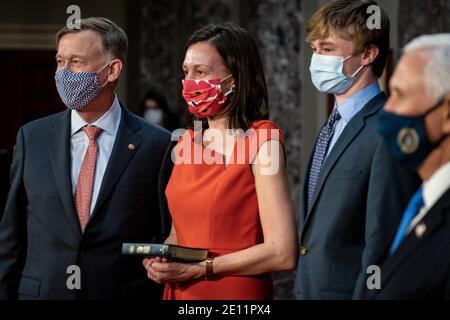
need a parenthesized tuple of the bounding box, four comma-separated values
(389, 187, 424, 255)
(307, 107, 341, 210)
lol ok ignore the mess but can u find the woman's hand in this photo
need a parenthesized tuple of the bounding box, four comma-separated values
(142, 257, 206, 284)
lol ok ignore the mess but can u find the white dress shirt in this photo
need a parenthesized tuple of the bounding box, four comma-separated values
(327, 83, 381, 157)
(71, 95, 122, 215)
(407, 160, 450, 234)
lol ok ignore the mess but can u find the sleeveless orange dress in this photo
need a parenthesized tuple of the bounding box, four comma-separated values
(163, 120, 284, 300)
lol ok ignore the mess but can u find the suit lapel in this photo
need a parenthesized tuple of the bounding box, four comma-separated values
(302, 93, 386, 234)
(89, 107, 142, 221)
(47, 110, 82, 240)
(301, 150, 314, 221)
(375, 189, 450, 294)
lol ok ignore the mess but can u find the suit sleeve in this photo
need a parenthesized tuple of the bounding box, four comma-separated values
(445, 266, 450, 299)
(0, 128, 27, 299)
(353, 138, 420, 299)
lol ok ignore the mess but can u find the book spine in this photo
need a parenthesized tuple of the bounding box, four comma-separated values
(122, 243, 170, 257)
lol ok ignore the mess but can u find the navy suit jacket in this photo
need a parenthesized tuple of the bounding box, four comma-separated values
(0, 106, 173, 299)
(294, 92, 421, 299)
(361, 189, 450, 299)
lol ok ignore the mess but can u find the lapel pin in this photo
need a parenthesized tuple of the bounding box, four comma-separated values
(128, 144, 135, 150)
(415, 223, 427, 238)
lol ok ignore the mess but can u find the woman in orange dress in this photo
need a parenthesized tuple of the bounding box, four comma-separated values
(143, 22, 298, 300)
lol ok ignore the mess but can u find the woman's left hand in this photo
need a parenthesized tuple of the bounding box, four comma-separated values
(143, 258, 205, 284)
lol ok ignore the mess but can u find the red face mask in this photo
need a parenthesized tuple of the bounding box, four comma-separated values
(182, 75, 234, 118)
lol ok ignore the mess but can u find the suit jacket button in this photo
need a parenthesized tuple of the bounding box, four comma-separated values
(299, 246, 308, 256)
(79, 250, 88, 256)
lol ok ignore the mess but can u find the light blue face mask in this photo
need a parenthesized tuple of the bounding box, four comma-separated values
(309, 53, 365, 94)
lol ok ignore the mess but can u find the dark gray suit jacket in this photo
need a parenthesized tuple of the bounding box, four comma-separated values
(361, 189, 450, 300)
(294, 92, 421, 300)
(0, 106, 173, 299)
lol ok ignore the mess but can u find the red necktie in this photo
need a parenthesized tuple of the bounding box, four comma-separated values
(74, 126, 103, 232)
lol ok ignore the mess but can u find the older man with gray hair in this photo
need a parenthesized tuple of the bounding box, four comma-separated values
(361, 33, 450, 299)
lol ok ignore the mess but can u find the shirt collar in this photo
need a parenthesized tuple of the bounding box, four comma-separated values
(71, 95, 122, 136)
(422, 160, 450, 210)
(335, 83, 381, 123)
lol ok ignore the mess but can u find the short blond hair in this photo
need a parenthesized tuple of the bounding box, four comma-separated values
(306, 0, 390, 78)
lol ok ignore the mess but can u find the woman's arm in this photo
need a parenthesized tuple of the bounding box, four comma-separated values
(213, 140, 298, 275)
(144, 140, 298, 283)
(164, 223, 178, 245)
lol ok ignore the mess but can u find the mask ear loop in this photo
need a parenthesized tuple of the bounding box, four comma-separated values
(343, 55, 353, 62)
(224, 84, 236, 97)
(97, 62, 112, 88)
(343, 55, 366, 78)
(350, 64, 365, 78)
(422, 98, 445, 117)
(420, 97, 448, 151)
(219, 74, 234, 96)
(220, 74, 233, 83)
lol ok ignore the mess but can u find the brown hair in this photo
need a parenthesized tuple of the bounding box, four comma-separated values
(56, 17, 128, 63)
(185, 22, 269, 131)
(307, 0, 390, 78)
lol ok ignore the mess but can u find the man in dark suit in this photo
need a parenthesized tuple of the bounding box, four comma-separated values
(361, 34, 450, 299)
(0, 18, 172, 299)
(294, 0, 419, 299)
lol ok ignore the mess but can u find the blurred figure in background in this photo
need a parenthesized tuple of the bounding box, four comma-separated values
(138, 89, 179, 131)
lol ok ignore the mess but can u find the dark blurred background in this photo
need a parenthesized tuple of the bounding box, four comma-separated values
(0, 0, 449, 299)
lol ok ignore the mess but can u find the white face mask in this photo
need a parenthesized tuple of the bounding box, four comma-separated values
(143, 109, 164, 125)
(309, 53, 365, 94)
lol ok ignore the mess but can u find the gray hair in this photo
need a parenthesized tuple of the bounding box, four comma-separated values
(403, 34, 450, 102)
(56, 17, 128, 63)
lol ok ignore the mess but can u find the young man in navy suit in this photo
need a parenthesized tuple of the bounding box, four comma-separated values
(294, 0, 419, 299)
(0, 18, 172, 299)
